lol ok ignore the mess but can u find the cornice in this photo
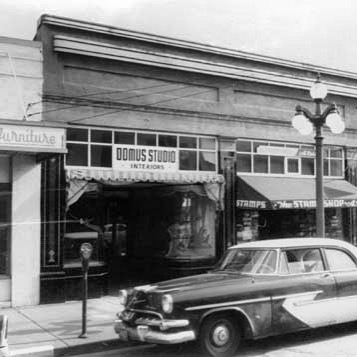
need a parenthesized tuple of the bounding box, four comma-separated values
(53, 35, 357, 98)
(40, 14, 357, 82)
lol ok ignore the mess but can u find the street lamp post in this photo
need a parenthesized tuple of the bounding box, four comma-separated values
(292, 75, 345, 237)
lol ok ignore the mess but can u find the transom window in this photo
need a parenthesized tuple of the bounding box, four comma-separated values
(66, 127, 217, 172)
(236, 139, 344, 177)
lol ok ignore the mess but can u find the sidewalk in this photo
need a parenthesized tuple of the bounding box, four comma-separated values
(0, 296, 132, 357)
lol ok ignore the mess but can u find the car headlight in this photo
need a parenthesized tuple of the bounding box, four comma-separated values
(162, 294, 173, 313)
(118, 289, 128, 306)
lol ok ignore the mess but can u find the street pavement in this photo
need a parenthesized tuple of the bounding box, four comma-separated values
(2, 295, 357, 357)
(0, 295, 128, 357)
(75, 321, 357, 357)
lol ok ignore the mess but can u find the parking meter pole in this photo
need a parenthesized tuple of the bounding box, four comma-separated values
(78, 243, 92, 339)
(79, 269, 88, 338)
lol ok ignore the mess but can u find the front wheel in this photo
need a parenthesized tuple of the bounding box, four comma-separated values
(199, 314, 242, 357)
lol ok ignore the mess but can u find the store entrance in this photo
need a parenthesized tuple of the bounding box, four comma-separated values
(65, 181, 218, 297)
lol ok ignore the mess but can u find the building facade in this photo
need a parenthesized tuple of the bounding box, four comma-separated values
(34, 15, 357, 303)
(0, 37, 66, 306)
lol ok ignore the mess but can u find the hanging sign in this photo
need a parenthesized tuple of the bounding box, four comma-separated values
(0, 124, 66, 153)
(113, 144, 179, 172)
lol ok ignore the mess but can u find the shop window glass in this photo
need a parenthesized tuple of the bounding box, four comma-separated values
(114, 131, 135, 145)
(254, 155, 268, 173)
(64, 191, 106, 268)
(237, 154, 251, 172)
(0, 187, 10, 275)
(179, 150, 197, 170)
(91, 129, 112, 143)
(330, 160, 343, 176)
(199, 152, 216, 171)
(253, 142, 268, 153)
(301, 158, 315, 175)
(179, 136, 197, 149)
(67, 128, 88, 142)
(0, 157, 10, 183)
(159, 135, 177, 147)
(270, 156, 284, 174)
(137, 133, 156, 146)
(324, 159, 329, 176)
(325, 249, 357, 271)
(91, 145, 112, 167)
(330, 148, 343, 158)
(66, 143, 88, 166)
(236, 140, 251, 152)
(287, 158, 299, 173)
(199, 137, 215, 150)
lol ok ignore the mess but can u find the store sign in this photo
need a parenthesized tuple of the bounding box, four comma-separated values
(257, 145, 315, 157)
(236, 200, 268, 209)
(273, 199, 357, 209)
(237, 199, 357, 209)
(257, 146, 299, 156)
(113, 144, 179, 171)
(0, 124, 65, 152)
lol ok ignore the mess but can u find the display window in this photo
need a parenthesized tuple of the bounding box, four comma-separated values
(0, 156, 11, 276)
(64, 183, 218, 270)
(236, 208, 344, 243)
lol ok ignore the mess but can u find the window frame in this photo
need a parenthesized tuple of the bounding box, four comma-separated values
(65, 126, 218, 173)
(236, 139, 344, 178)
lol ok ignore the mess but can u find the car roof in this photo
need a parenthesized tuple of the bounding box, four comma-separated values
(230, 238, 357, 251)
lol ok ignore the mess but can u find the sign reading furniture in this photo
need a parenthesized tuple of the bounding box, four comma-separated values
(0, 124, 66, 153)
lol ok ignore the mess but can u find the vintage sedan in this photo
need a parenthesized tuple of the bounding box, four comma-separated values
(114, 238, 357, 357)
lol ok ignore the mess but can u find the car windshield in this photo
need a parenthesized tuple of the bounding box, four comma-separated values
(216, 249, 277, 274)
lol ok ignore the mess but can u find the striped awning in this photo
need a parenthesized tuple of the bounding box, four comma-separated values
(66, 168, 225, 184)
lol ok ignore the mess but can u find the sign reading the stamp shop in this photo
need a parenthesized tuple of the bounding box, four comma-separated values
(113, 144, 179, 171)
(0, 124, 66, 153)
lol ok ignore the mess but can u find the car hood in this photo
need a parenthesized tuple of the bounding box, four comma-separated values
(134, 271, 258, 295)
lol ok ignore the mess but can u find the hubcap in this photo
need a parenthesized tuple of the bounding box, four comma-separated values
(212, 324, 230, 346)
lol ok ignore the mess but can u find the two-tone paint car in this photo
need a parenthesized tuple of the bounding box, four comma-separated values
(114, 238, 357, 357)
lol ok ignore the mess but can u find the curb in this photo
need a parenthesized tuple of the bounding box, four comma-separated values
(54, 339, 135, 357)
(9, 345, 53, 357)
(6, 339, 142, 357)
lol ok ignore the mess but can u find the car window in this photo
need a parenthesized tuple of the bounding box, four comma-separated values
(280, 248, 324, 274)
(325, 248, 357, 271)
(219, 249, 277, 274)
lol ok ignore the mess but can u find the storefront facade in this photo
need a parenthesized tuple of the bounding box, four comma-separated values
(0, 37, 66, 306)
(34, 15, 357, 303)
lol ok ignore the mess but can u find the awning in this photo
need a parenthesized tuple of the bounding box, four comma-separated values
(237, 175, 357, 209)
(66, 168, 225, 184)
(66, 169, 225, 208)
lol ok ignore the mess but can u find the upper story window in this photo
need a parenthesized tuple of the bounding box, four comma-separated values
(66, 127, 217, 173)
(236, 139, 344, 178)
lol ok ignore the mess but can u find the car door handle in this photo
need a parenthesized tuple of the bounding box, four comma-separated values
(320, 273, 331, 278)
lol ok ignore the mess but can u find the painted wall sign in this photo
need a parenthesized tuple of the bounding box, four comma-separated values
(0, 124, 66, 152)
(236, 200, 268, 209)
(257, 146, 299, 157)
(257, 145, 316, 158)
(113, 144, 179, 171)
(237, 199, 357, 209)
(273, 199, 357, 209)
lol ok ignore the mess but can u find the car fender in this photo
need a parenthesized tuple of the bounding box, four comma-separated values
(199, 307, 256, 339)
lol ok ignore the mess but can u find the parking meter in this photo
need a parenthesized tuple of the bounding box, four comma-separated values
(79, 242, 92, 338)
(80, 242, 93, 272)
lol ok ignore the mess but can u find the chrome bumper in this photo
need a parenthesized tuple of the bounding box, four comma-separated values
(114, 319, 196, 344)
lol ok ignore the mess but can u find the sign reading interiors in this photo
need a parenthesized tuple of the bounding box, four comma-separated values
(113, 144, 179, 171)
